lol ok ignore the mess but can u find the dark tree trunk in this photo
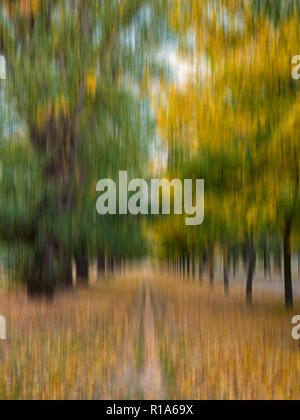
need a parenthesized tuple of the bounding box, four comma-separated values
(203, 251, 208, 273)
(232, 249, 237, 278)
(263, 247, 267, 279)
(107, 255, 115, 273)
(263, 243, 271, 280)
(76, 246, 89, 285)
(27, 239, 56, 298)
(191, 252, 196, 278)
(199, 254, 204, 283)
(246, 235, 256, 305)
(97, 253, 106, 276)
(284, 221, 293, 310)
(242, 244, 248, 272)
(223, 246, 229, 296)
(181, 253, 186, 278)
(209, 244, 215, 287)
(186, 253, 191, 278)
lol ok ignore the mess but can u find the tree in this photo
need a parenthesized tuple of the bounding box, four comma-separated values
(0, 0, 167, 295)
(156, 0, 300, 308)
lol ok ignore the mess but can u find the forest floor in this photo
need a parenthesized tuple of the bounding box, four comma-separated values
(0, 267, 300, 400)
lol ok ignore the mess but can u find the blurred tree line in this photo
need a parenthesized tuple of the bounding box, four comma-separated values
(155, 0, 300, 310)
(1, 0, 300, 312)
(0, 0, 168, 296)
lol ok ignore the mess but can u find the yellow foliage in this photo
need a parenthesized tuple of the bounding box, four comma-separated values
(4, 0, 41, 18)
(85, 72, 97, 98)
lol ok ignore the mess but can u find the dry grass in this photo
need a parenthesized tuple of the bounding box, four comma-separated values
(153, 276, 300, 400)
(1, 271, 300, 400)
(0, 276, 143, 400)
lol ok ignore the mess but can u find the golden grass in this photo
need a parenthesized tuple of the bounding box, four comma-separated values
(153, 276, 300, 400)
(0, 276, 143, 400)
(1, 272, 300, 400)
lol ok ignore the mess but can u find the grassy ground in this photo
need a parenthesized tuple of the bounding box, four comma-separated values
(0, 270, 300, 400)
(153, 275, 300, 400)
(0, 276, 143, 400)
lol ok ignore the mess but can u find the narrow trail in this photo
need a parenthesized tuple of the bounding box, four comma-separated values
(141, 282, 165, 399)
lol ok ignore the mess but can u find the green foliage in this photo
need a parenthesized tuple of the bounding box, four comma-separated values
(0, 1, 168, 292)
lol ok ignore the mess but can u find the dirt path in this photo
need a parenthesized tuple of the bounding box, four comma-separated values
(141, 284, 165, 399)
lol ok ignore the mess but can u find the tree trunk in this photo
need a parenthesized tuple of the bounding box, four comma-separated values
(232, 249, 237, 278)
(209, 244, 215, 287)
(263, 246, 267, 279)
(284, 221, 293, 310)
(186, 253, 191, 278)
(97, 253, 105, 276)
(264, 243, 271, 280)
(181, 253, 186, 278)
(191, 252, 196, 278)
(75, 246, 89, 285)
(107, 255, 115, 273)
(223, 246, 229, 296)
(242, 244, 248, 272)
(28, 113, 79, 296)
(246, 235, 256, 305)
(199, 254, 203, 283)
(27, 239, 56, 298)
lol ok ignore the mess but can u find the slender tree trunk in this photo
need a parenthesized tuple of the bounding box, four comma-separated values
(75, 245, 89, 285)
(263, 246, 267, 279)
(107, 255, 115, 273)
(246, 234, 256, 305)
(186, 253, 191, 278)
(232, 249, 237, 278)
(182, 255, 186, 277)
(264, 242, 271, 280)
(203, 251, 208, 273)
(223, 246, 229, 296)
(284, 221, 293, 310)
(191, 252, 196, 278)
(199, 254, 203, 283)
(209, 244, 215, 287)
(97, 253, 105, 276)
(176, 258, 179, 277)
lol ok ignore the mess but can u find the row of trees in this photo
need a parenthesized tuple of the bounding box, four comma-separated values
(1, 1, 300, 311)
(154, 0, 300, 309)
(0, 0, 169, 296)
